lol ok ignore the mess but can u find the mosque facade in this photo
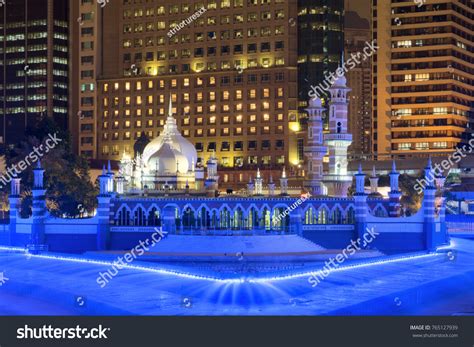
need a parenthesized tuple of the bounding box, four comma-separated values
(0, 75, 449, 254)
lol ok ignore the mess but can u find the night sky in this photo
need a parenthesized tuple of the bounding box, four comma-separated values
(345, 0, 371, 20)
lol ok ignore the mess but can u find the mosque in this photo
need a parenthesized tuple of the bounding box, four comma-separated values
(0, 74, 449, 256)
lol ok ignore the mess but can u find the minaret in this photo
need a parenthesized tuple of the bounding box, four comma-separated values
(247, 176, 255, 196)
(369, 166, 379, 195)
(97, 165, 112, 250)
(422, 157, 440, 250)
(255, 168, 263, 195)
(280, 167, 288, 195)
(107, 160, 114, 194)
(322, 73, 353, 197)
(388, 161, 402, 217)
(8, 178, 21, 245)
(31, 161, 47, 248)
(205, 151, 219, 195)
(304, 97, 327, 195)
(354, 164, 369, 244)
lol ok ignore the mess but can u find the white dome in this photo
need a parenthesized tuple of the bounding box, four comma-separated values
(309, 97, 322, 108)
(148, 142, 188, 174)
(142, 99, 197, 171)
(332, 75, 347, 87)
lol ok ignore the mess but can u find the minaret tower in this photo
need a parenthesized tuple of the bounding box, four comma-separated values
(304, 97, 327, 195)
(322, 72, 353, 197)
(30, 161, 47, 248)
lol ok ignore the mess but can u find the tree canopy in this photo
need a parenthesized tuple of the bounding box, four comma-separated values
(3, 117, 97, 218)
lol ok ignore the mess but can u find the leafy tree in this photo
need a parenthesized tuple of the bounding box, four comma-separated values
(4, 117, 97, 217)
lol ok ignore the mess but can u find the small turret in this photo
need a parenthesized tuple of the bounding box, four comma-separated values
(247, 176, 255, 196)
(389, 161, 402, 217)
(280, 167, 288, 195)
(33, 160, 45, 189)
(355, 164, 366, 195)
(107, 160, 114, 193)
(389, 161, 400, 193)
(268, 175, 276, 196)
(99, 165, 110, 196)
(369, 166, 379, 195)
(255, 168, 263, 195)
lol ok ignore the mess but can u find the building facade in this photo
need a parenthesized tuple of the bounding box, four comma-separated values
(69, 0, 102, 158)
(344, 11, 371, 158)
(372, 0, 473, 160)
(88, 0, 300, 173)
(0, 0, 68, 147)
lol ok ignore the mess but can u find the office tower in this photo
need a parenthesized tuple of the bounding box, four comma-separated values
(69, 0, 101, 158)
(345, 11, 371, 158)
(297, 0, 344, 110)
(87, 0, 299, 176)
(372, 0, 473, 159)
(0, 0, 68, 147)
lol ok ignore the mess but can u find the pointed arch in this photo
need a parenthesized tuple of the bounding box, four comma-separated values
(373, 204, 388, 217)
(115, 205, 132, 226)
(132, 204, 146, 226)
(330, 204, 344, 224)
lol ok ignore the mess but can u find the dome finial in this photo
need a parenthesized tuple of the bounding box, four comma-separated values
(168, 94, 173, 117)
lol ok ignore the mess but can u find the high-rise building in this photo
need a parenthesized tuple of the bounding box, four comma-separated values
(69, 0, 101, 158)
(297, 0, 344, 109)
(0, 0, 69, 147)
(372, 0, 473, 160)
(344, 11, 371, 158)
(81, 0, 299, 176)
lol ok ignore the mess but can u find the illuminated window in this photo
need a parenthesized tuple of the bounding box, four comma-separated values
(136, 81, 142, 90)
(236, 115, 243, 123)
(114, 83, 119, 90)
